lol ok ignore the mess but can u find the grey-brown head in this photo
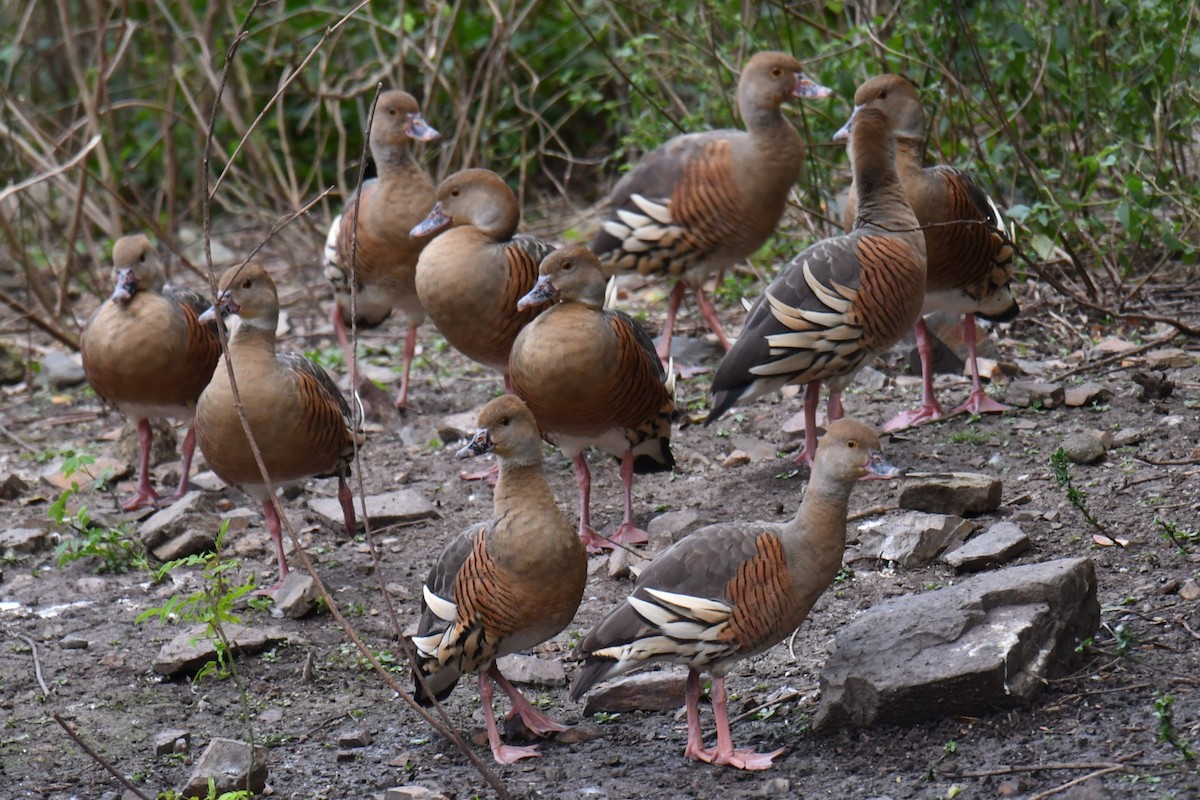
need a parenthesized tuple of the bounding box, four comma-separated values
(370, 90, 439, 148)
(109, 235, 165, 305)
(199, 262, 279, 330)
(410, 168, 518, 240)
(517, 244, 607, 311)
(813, 419, 900, 482)
(455, 394, 543, 466)
(833, 74, 925, 145)
(738, 51, 833, 115)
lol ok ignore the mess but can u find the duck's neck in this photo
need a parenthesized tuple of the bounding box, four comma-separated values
(372, 141, 417, 179)
(229, 314, 278, 354)
(851, 126, 918, 234)
(493, 458, 556, 510)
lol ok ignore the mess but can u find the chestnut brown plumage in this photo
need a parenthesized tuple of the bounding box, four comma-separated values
(836, 74, 1018, 430)
(591, 51, 833, 362)
(324, 90, 439, 410)
(508, 245, 675, 552)
(411, 168, 556, 379)
(707, 105, 927, 464)
(411, 395, 586, 765)
(80, 235, 221, 510)
(571, 419, 900, 770)
(196, 263, 363, 591)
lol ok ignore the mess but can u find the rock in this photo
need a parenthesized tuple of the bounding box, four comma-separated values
(114, 419, 177, 469)
(0, 339, 26, 383)
(898, 473, 1002, 516)
(853, 365, 888, 392)
(813, 558, 1100, 730)
(942, 522, 1031, 571)
(607, 546, 634, 579)
(152, 527, 218, 563)
(308, 489, 437, 530)
(436, 409, 482, 444)
(42, 457, 129, 492)
(220, 507, 258, 531)
(1060, 432, 1106, 465)
(857, 512, 973, 568)
(1179, 579, 1200, 602)
(188, 470, 227, 492)
(0, 527, 50, 553)
(647, 509, 701, 546)
(1092, 337, 1137, 355)
(1064, 382, 1112, 408)
(38, 349, 86, 388)
(1110, 428, 1145, 448)
(1145, 347, 1191, 370)
(153, 624, 294, 675)
(139, 491, 210, 548)
(730, 435, 777, 463)
(60, 633, 90, 650)
(272, 571, 319, 618)
(1005, 380, 1065, 409)
(759, 777, 792, 796)
(0, 473, 29, 500)
(337, 728, 373, 747)
(182, 738, 267, 798)
(721, 450, 751, 468)
(155, 729, 191, 756)
(384, 786, 450, 800)
(582, 669, 687, 714)
(495, 653, 566, 687)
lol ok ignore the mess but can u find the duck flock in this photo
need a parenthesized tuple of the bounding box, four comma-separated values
(77, 53, 1019, 770)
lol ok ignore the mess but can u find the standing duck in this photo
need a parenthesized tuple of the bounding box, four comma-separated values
(509, 245, 675, 553)
(324, 89, 439, 410)
(591, 51, 833, 363)
(706, 105, 927, 465)
(411, 395, 586, 765)
(571, 419, 899, 769)
(196, 263, 363, 590)
(836, 74, 1018, 430)
(411, 168, 557, 382)
(80, 234, 221, 510)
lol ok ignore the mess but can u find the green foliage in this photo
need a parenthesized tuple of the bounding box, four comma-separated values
(1153, 690, 1195, 762)
(50, 453, 147, 574)
(1050, 447, 1105, 535)
(1156, 518, 1199, 556)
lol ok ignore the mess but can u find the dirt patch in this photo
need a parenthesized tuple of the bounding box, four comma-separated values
(2, 262, 1199, 799)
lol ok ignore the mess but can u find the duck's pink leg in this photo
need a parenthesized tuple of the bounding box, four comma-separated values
(694, 285, 733, 352)
(489, 664, 568, 734)
(161, 424, 198, 505)
(337, 475, 358, 537)
(122, 418, 162, 511)
(257, 499, 289, 594)
(656, 282, 687, 364)
(479, 671, 541, 764)
(791, 382, 823, 467)
(883, 317, 946, 432)
(951, 313, 1011, 417)
(573, 454, 608, 553)
(683, 669, 714, 763)
(609, 450, 648, 548)
(394, 321, 419, 410)
(708, 676, 784, 770)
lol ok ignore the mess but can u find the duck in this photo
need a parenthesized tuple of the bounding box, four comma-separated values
(571, 419, 900, 769)
(706, 104, 928, 465)
(835, 74, 1018, 431)
(324, 89, 439, 410)
(80, 234, 222, 510)
(411, 395, 587, 765)
(508, 245, 675, 553)
(195, 263, 363, 591)
(590, 51, 833, 363)
(411, 168, 557, 383)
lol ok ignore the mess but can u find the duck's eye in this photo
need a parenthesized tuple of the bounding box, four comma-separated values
(450, 188, 461, 197)
(847, 440, 858, 449)
(499, 416, 510, 426)
(771, 67, 783, 78)
(241, 280, 252, 289)
(877, 90, 888, 100)
(562, 261, 574, 271)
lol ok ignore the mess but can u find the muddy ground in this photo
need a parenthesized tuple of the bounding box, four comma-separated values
(1, 250, 1199, 800)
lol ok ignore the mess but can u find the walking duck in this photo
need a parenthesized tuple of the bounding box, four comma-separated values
(706, 105, 927, 465)
(80, 234, 221, 510)
(196, 263, 363, 590)
(324, 89, 439, 410)
(571, 419, 899, 769)
(411, 168, 556, 382)
(836, 74, 1017, 430)
(591, 51, 832, 363)
(411, 395, 586, 765)
(509, 245, 674, 552)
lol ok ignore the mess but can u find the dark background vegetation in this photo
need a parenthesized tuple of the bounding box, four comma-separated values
(2, 0, 1198, 345)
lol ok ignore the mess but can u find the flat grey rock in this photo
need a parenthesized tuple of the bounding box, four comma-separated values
(898, 472, 1002, 516)
(1064, 382, 1112, 408)
(153, 624, 295, 676)
(1005, 380, 1065, 409)
(943, 521, 1031, 571)
(582, 668, 688, 714)
(856, 512, 973, 567)
(496, 653, 567, 687)
(814, 558, 1099, 730)
(384, 787, 450, 800)
(1060, 432, 1106, 465)
(647, 509, 702, 546)
(155, 728, 190, 756)
(308, 489, 437, 530)
(151, 527, 217, 563)
(436, 409, 482, 444)
(0, 527, 50, 553)
(139, 491, 209, 548)
(39, 349, 86, 388)
(272, 571, 319, 618)
(183, 737, 267, 798)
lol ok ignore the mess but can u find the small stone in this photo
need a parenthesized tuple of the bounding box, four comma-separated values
(495, 653, 566, 687)
(188, 471, 227, 492)
(154, 624, 293, 675)
(729, 435, 777, 462)
(38, 350, 86, 388)
(942, 522, 1031, 571)
(155, 729, 190, 756)
(1060, 432, 1105, 465)
(721, 450, 751, 468)
(272, 572, 319, 618)
(384, 786, 450, 800)
(555, 722, 604, 745)
(1179, 579, 1200, 602)
(335, 750, 357, 762)
(151, 527, 218, 563)
(0, 339, 26, 384)
(183, 738, 268, 798)
(60, 633, 90, 650)
(220, 507, 258, 531)
(1064, 382, 1112, 408)
(139, 491, 209, 548)
(853, 365, 888, 392)
(582, 669, 687, 714)
(898, 473, 1002, 516)
(857, 512, 973, 568)
(760, 777, 791, 796)
(337, 729, 373, 748)
(1092, 337, 1137, 355)
(646, 509, 701, 546)
(607, 546, 634, 579)
(42, 457, 129, 492)
(1110, 429, 1145, 448)
(1005, 380, 1065, 409)
(0, 473, 30, 500)
(1145, 347, 1191, 370)
(436, 409, 482, 444)
(309, 489, 437, 530)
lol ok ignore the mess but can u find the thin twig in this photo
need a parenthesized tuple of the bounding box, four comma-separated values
(52, 712, 154, 800)
(0, 135, 101, 206)
(16, 634, 50, 695)
(1027, 764, 1132, 800)
(0, 420, 38, 453)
